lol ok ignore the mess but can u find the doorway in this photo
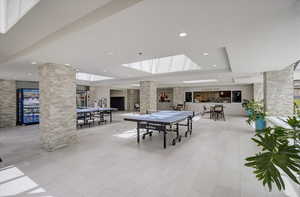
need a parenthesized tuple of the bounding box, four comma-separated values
(110, 97, 125, 111)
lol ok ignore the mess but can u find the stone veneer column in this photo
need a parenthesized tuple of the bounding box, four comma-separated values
(140, 81, 157, 113)
(253, 83, 263, 102)
(89, 86, 111, 107)
(39, 63, 77, 151)
(127, 89, 140, 111)
(0, 80, 16, 128)
(173, 87, 184, 105)
(263, 65, 294, 116)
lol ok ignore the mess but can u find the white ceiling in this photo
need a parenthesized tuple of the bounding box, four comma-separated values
(0, 0, 299, 88)
(0, 0, 114, 61)
(0, 0, 40, 34)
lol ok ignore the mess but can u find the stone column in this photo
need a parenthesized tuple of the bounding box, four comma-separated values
(89, 86, 110, 107)
(253, 83, 263, 102)
(0, 80, 16, 128)
(263, 65, 294, 116)
(140, 81, 157, 113)
(173, 87, 184, 105)
(127, 89, 140, 111)
(39, 63, 77, 151)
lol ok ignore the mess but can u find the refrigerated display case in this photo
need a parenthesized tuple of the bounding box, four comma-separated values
(76, 90, 89, 108)
(17, 89, 39, 125)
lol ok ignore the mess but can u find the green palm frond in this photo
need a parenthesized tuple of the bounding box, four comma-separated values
(245, 121, 300, 191)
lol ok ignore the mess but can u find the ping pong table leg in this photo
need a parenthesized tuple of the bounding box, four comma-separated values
(137, 122, 140, 144)
(172, 123, 181, 145)
(110, 111, 112, 123)
(190, 117, 193, 135)
(176, 123, 179, 138)
(184, 117, 192, 137)
(163, 125, 166, 149)
(188, 119, 190, 133)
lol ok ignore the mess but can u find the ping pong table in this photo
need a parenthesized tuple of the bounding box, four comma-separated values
(77, 107, 117, 124)
(124, 110, 195, 149)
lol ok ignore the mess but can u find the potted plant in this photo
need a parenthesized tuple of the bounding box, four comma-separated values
(245, 116, 300, 191)
(242, 99, 253, 116)
(246, 100, 266, 132)
(294, 102, 300, 117)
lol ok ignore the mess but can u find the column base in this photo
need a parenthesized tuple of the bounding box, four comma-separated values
(41, 130, 78, 152)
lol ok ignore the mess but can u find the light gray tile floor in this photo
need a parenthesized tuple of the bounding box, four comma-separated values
(0, 113, 288, 197)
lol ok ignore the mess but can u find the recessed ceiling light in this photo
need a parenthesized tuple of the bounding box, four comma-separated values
(179, 32, 187, 37)
(212, 64, 217, 67)
(65, 64, 70, 66)
(31, 61, 37, 65)
(106, 52, 113, 56)
(75, 68, 80, 72)
(131, 84, 140, 87)
(183, 79, 218, 84)
(103, 69, 107, 72)
(203, 53, 209, 56)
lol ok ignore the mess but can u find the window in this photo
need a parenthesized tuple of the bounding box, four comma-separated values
(185, 92, 193, 102)
(193, 91, 231, 103)
(232, 91, 242, 103)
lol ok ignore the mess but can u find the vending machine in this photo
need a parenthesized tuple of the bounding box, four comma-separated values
(17, 89, 40, 125)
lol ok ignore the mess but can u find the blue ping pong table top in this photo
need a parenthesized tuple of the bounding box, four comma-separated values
(76, 107, 117, 113)
(124, 110, 194, 123)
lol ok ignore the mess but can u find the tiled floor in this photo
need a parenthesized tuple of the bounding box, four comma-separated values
(0, 113, 288, 196)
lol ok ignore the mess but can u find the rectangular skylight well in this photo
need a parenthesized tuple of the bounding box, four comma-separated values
(183, 79, 218, 83)
(76, 72, 113, 82)
(122, 54, 201, 74)
(131, 84, 140, 87)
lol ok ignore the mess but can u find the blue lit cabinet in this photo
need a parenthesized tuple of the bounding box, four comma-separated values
(17, 89, 40, 125)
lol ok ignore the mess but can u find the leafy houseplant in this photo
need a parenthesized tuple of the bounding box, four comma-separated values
(242, 99, 250, 113)
(242, 99, 254, 116)
(246, 100, 266, 132)
(245, 117, 300, 191)
(294, 102, 300, 117)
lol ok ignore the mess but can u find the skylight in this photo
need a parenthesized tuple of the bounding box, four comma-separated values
(76, 72, 112, 82)
(183, 79, 218, 83)
(122, 54, 201, 74)
(0, 0, 40, 34)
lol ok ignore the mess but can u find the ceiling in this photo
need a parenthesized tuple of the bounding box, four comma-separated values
(0, 0, 40, 34)
(0, 0, 299, 88)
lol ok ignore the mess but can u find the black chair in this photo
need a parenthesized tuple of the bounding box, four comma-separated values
(173, 104, 184, 111)
(202, 106, 212, 118)
(213, 105, 225, 121)
(77, 112, 85, 128)
(134, 104, 140, 112)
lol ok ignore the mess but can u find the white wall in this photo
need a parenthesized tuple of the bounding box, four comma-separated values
(89, 86, 110, 108)
(253, 83, 263, 102)
(184, 85, 253, 115)
(173, 87, 185, 105)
